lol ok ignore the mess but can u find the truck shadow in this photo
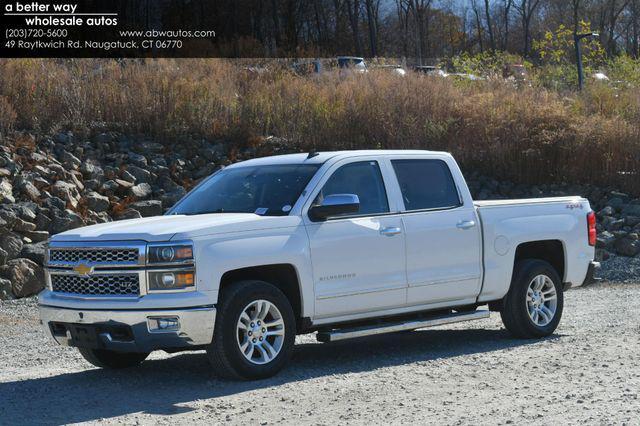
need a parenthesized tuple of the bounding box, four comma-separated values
(0, 327, 557, 425)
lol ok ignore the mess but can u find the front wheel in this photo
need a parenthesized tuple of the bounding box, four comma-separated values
(78, 348, 149, 369)
(206, 280, 296, 380)
(500, 259, 564, 339)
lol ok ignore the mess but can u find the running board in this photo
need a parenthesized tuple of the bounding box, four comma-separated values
(316, 310, 490, 343)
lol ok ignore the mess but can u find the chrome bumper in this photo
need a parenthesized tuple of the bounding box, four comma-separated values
(39, 304, 215, 353)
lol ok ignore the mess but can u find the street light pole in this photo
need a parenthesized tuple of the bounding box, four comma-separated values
(574, 32, 599, 91)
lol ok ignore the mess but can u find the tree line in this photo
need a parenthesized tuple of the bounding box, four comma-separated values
(177, 0, 639, 61)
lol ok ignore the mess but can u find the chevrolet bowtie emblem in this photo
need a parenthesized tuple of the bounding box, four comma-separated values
(73, 263, 94, 276)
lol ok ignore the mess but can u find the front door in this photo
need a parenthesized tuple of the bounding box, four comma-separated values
(305, 160, 407, 318)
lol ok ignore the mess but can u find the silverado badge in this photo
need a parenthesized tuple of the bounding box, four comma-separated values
(73, 263, 94, 276)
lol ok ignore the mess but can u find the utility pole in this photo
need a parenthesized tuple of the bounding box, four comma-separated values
(574, 32, 598, 91)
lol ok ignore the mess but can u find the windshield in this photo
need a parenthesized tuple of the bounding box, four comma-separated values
(170, 164, 321, 216)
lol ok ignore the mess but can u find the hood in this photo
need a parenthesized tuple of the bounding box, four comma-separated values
(52, 213, 302, 242)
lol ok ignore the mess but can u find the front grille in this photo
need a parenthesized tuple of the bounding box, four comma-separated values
(49, 248, 139, 264)
(51, 274, 140, 296)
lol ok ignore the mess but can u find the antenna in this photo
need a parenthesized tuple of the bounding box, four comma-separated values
(307, 151, 320, 159)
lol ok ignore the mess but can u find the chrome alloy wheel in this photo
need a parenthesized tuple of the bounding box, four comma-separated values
(236, 299, 285, 365)
(526, 274, 558, 327)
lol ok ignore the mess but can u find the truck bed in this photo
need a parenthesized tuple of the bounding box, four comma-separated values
(474, 196, 593, 303)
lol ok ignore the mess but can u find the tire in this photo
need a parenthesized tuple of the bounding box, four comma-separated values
(78, 348, 149, 369)
(206, 280, 296, 380)
(500, 259, 564, 339)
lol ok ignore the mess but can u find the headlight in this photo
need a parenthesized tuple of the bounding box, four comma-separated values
(148, 270, 195, 291)
(148, 242, 194, 264)
(147, 242, 195, 292)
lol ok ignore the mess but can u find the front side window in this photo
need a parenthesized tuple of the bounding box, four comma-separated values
(392, 159, 461, 211)
(171, 164, 320, 216)
(314, 161, 389, 217)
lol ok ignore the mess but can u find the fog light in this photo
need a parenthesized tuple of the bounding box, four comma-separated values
(148, 317, 180, 332)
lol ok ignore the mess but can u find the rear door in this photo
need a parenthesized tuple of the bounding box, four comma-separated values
(388, 155, 482, 307)
(303, 158, 407, 318)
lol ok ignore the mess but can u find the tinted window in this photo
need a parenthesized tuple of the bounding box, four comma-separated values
(316, 161, 389, 216)
(392, 159, 461, 210)
(171, 164, 320, 216)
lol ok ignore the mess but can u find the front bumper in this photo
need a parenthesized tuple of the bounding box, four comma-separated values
(39, 304, 215, 353)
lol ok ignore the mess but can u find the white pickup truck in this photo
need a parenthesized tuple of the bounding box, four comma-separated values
(39, 150, 598, 379)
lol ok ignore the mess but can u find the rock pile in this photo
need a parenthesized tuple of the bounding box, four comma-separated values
(0, 132, 637, 299)
(0, 131, 239, 299)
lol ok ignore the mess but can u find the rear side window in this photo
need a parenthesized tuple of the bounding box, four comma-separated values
(316, 161, 389, 216)
(392, 159, 461, 211)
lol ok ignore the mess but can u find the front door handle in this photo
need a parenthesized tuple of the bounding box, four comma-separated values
(380, 226, 402, 236)
(456, 220, 476, 230)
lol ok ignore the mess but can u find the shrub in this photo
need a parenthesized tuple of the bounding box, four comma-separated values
(0, 58, 638, 194)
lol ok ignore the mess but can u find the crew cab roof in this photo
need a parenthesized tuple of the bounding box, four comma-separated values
(225, 150, 451, 168)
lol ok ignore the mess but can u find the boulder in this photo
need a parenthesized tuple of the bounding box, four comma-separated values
(115, 179, 134, 190)
(60, 151, 81, 169)
(11, 204, 37, 222)
(42, 196, 66, 211)
(34, 211, 52, 231)
(0, 232, 23, 259)
(129, 183, 152, 199)
(609, 191, 630, 203)
(80, 161, 104, 180)
(19, 181, 41, 202)
(20, 242, 47, 265)
(3, 258, 44, 298)
(596, 231, 616, 249)
(598, 206, 614, 216)
(130, 200, 162, 217)
(157, 176, 181, 192)
(51, 180, 80, 208)
(0, 209, 17, 229)
(120, 170, 136, 183)
(13, 218, 36, 233)
(624, 216, 640, 228)
(614, 237, 640, 257)
(622, 204, 640, 217)
(100, 180, 119, 194)
(607, 198, 625, 211)
(127, 152, 148, 167)
(160, 188, 187, 208)
(605, 218, 625, 232)
(86, 191, 110, 213)
(116, 208, 142, 220)
(49, 209, 85, 235)
(20, 230, 49, 243)
(84, 179, 100, 191)
(0, 179, 14, 203)
(125, 165, 152, 183)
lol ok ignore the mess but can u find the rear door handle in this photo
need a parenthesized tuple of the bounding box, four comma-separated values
(380, 226, 402, 236)
(456, 220, 476, 230)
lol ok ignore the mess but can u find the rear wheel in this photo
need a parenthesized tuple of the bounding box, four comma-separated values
(207, 280, 296, 380)
(78, 348, 149, 369)
(500, 259, 564, 338)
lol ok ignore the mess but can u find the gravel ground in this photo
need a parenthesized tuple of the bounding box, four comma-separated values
(1, 273, 640, 425)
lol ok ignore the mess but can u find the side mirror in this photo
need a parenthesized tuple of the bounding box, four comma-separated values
(309, 194, 360, 221)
